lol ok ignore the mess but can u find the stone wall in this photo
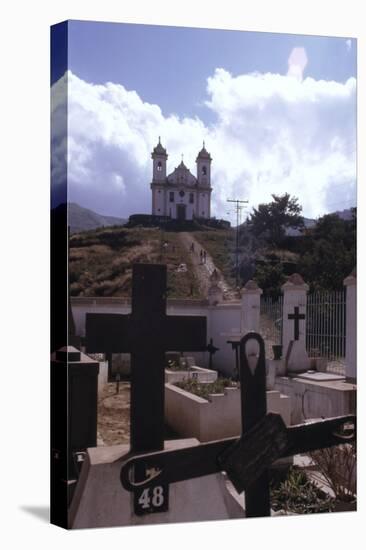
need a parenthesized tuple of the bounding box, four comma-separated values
(71, 297, 244, 374)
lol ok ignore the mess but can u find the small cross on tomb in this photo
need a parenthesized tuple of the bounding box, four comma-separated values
(206, 338, 219, 370)
(288, 305, 305, 341)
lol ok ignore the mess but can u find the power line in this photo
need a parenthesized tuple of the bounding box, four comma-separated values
(227, 198, 248, 287)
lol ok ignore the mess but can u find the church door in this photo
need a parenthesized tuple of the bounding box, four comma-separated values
(176, 204, 186, 221)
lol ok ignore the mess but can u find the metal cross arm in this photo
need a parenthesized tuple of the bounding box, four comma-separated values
(120, 413, 356, 495)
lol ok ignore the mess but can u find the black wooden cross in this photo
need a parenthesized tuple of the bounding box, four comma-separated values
(288, 306, 306, 341)
(206, 338, 219, 370)
(85, 263, 207, 454)
(120, 332, 355, 518)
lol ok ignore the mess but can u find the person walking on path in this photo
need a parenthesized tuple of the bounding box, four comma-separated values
(203, 250, 207, 264)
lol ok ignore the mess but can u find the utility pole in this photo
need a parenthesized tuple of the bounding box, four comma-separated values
(227, 199, 248, 288)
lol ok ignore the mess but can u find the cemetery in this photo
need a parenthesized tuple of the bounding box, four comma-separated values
(52, 259, 357, 528)
(48, 17, 358, 533)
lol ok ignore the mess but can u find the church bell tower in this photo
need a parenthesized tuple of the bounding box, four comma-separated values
(196, 142, 212, 187)
(151, 137, 168, 182)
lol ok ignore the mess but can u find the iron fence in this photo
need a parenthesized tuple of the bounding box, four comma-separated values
(260, 295, 283, 358)
(306, 289, 346, 363)
(260, 290, 346, 370)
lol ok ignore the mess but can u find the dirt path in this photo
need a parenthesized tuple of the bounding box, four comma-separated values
(179, 232, 238, 300)
(98, 382, 131, 446)
(97, 382, 179, 446)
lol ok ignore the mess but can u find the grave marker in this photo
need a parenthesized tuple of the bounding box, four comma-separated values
(206, 338, 219, 370)
(85, 263, 208, 514)
(121, 332, 355, 518)
(288, 306, 306, 341)
(286, 305, 310, 374)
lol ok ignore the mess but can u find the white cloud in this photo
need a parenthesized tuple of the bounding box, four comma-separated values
(51, 68, 356, 220)
(205, 68, 356, 218)
(287, 47, 308, 80)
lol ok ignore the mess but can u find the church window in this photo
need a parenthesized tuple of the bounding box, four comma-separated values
(169, 191, 174, 202)
(202, 166, 207, 175)
(189, 193, 194, 203)
(157, 161, 162, 171)
(179, 190, 185, 197)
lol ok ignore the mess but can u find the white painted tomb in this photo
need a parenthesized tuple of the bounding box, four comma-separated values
(165, 383, 291, 442)
(274, 375, 356, 424)
(285, 340, 311, 374)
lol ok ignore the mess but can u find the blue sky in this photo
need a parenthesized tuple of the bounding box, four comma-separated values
(51, 20, 357, 220)
(65, 21, 356, 124)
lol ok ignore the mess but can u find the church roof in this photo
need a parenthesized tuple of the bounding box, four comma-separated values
(167, 161, 197, 186)
(152, 137, 167, 156)
(196, 142, 212, 161)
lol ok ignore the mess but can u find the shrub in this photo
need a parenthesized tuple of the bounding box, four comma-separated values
(174, 378, 236, 400)
(309, 443, 356, 503)
(270, 467, 335, 514)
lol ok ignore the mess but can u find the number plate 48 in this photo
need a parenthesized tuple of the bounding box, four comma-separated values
(134, 483, 169, 515)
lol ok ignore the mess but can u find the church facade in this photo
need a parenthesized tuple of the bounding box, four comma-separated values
(150, 139, 212, 221)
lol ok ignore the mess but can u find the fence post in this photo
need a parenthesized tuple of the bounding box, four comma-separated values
(241, 280, 262, 333)
(344, 269, 357, 381)
(281, 274, 309, 371)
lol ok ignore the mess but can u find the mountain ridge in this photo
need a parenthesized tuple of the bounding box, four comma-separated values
(68, 202, 127, 233)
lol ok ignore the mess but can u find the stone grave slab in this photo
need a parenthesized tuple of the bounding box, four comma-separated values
(296, 371, 346, 382)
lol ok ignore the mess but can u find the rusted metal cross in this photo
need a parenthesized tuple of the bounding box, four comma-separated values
(120, 331, 355, 518)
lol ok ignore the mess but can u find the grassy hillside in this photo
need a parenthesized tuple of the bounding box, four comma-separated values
(68, 213, 355, 300)
(69, 226, 202, 298)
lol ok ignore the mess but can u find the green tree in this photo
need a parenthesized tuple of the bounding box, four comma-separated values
(248, 193, 304, 246)
(253, 262, 286, 297)
(298, 211, 356, 291)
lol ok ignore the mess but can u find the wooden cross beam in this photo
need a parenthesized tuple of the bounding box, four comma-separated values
(120, 332, 356, 518)
(288, 306, 306, 341)
(85, 263, 207, 454)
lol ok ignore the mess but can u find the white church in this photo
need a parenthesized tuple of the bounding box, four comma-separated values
(150, 139, 212, 221)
